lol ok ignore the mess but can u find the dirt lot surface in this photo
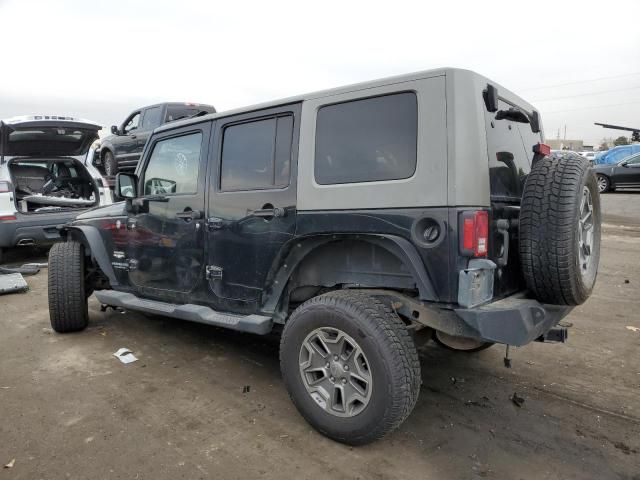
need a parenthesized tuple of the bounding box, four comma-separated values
(1, 192, 639, 480)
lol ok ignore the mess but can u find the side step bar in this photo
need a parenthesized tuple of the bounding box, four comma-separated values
(94, 290, 273, 335)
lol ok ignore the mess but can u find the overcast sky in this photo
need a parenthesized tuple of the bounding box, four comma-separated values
(1, 0, 639, 145)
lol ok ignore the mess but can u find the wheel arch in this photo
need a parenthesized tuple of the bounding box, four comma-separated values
(261, 234, 438, 317)
(61, 225, 119, 288)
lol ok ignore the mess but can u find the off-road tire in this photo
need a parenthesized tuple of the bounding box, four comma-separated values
(280, 290, 421, 445)
(103, 150, 117, 176)
(48, 241, 89, 333)
(520, 156, 601, 305)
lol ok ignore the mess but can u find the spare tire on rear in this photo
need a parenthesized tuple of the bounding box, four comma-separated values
(519, 155, 601, 305)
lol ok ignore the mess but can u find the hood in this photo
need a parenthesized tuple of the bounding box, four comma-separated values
(0, 115, 101, 158)
(74, 201, 127, 220)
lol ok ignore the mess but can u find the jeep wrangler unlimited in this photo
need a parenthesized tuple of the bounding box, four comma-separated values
(47, 68, 601, 445)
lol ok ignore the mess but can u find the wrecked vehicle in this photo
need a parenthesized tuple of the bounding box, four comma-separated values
(0, 116, 113, 261)
(47, 68, 601, 445)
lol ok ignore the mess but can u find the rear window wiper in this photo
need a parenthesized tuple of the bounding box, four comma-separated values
(495, 107, 529, 124)
(483, 83, 541, 133)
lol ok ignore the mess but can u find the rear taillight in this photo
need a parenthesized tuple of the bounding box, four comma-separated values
(533, 142, 551, 157)
(0, 215, 17, 221)
(460, 211, 489, 257)
(0, 181, 12, 193)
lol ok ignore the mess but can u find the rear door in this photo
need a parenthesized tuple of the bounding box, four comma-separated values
(137, 106, 164, 153)
(125, 122, 211, 299)
(206, 104, 300, 311)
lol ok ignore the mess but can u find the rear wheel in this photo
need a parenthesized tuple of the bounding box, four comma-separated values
(103, 150, 117, 176)
(520, 156, 601, 305)
(48, 241, 89, 333)
(280, 291, 421, 445)
(596, 174, 610, 193)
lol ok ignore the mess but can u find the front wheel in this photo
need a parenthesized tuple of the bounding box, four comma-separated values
(280, 291, 421, 445)
(596, 174, 610, 193)
(48, 241, 89, 333)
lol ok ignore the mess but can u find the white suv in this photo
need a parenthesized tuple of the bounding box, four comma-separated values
(0, 116, 112, 262)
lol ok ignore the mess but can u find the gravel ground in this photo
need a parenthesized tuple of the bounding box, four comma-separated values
(0, 192, 639, 480)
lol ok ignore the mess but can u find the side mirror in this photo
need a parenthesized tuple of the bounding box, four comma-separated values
(115, 172, 137, 200)
(111, 125, 120, 135)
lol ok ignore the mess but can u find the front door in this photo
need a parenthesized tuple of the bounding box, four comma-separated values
(206, 104, 301, 312)
(126, 123, 211, 300)
(114, 111, 142, 161)
(614, 153, 640, 187)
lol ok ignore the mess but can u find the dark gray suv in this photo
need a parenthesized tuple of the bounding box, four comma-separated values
(47, 68, 601, 445)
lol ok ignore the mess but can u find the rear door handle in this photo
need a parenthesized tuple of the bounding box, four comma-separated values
(249, 206, 285, 218)
(176, 210, 202, 221)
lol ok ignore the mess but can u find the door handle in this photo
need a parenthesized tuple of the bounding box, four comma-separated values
(248, 206, 285, 218)
(130, 134, 137, 139)
(176, 210, 202, 221)
(206, 217, 224, 230)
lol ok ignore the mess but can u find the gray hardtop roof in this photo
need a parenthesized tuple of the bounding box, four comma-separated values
(131, 101, 216, 113)
(155, 67, 535, 134)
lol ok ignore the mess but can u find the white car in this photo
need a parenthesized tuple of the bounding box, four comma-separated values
(580, 151, 597, 162)
(0, 115, 112, 262)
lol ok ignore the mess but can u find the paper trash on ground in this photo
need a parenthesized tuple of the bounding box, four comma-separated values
(113, 347, 138, 364)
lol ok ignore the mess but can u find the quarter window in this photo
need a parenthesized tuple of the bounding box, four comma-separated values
(314, 92, 418, 185)
(143, 132, 202, 196)
(220, 115, 293, 191)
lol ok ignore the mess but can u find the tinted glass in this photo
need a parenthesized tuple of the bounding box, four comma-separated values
(314, 93, 417, 185)
(626, 153, 640, 164)
(486, 100, 541, 201)
(166, 106, 200, 122)
(143, 132, 202, 195)
(220, 115, 293, 191)
(274, 115, 293, 187)
(123, 113, 140, 133)
(141, 106, 163, 129)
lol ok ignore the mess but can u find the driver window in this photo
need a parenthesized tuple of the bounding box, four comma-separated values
(626, 154, 640, 165)
(123, 112, 141, 134)
(143, 132, 202, 196)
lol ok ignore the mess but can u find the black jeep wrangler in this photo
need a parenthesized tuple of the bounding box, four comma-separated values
(48, 68, 601, 445)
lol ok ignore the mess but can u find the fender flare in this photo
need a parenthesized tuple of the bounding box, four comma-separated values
(261, 234, 437, 313)
(63, 225, 119, 287)
(99, 142, 115, 161)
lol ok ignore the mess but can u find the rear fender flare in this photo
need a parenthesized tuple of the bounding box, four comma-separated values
(261, 234, 437, 313)
(62, 225, 119, 287)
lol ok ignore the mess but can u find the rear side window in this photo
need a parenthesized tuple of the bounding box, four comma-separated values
(143, 132, 202, 195)
(220, 115, 293, 191)
(314, 92, 418, 185)
(166, 106, 200, 123)
(141, 106, 163, 129)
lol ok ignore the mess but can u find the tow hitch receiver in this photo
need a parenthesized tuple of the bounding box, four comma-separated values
(536, 327, 568, 343)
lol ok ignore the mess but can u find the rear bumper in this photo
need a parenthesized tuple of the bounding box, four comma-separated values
(454, 295, 573, 346)
(0, 211, 81, 248)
